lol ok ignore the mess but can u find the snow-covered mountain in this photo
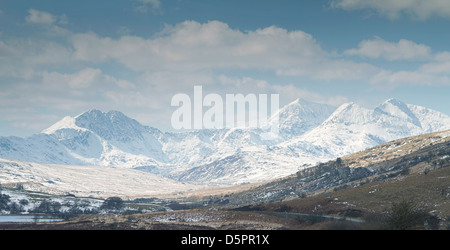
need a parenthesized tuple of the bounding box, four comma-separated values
(283, 98, 450, 158)
(273, 98, 336, 140)
(1, 98, 449, 187)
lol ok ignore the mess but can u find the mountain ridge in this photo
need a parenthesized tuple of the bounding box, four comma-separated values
(1, 98, 449, 186)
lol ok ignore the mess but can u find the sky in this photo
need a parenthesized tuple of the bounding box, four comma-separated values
(1, 0, 450, 137)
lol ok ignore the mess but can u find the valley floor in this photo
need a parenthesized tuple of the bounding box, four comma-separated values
(2, 165, 448, 230)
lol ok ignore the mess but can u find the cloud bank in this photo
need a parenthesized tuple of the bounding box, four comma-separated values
(1, 13, 449, 135)
(345, 37, 432, 61)
(331, 0, 450, 20)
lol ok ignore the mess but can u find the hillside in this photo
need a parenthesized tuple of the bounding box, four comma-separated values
(207, 130, 450, 219)
(2, 130, 449, 230)
(0, 158, 206, 199)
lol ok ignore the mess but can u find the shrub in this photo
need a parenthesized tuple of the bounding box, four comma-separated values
(33, 200, 62, 214)
(0, 192, 11, 210)
(385, 200, 427, 230)
(100, 197, 125, 211)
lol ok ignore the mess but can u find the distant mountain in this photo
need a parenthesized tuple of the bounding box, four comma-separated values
(1, 98, 449, 186)
(43, 109, 168, 168)
(299, 99, 449, 156)
(272, 98, 336, 140)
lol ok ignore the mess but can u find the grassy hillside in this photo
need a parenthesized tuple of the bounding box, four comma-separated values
(208, 129, 450, 229)
(255, 164, 449, 229)
(205, 130, 449, 208)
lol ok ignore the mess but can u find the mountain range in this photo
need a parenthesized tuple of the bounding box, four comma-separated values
(1, 98, 449, 186)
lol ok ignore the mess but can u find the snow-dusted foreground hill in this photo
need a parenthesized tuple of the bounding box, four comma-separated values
(1, 98, 449, 189)
(0, 158, 204, 198)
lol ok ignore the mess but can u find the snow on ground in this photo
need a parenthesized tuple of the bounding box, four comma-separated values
(0, 158, 207, 199)
(1, 99, 450, 193)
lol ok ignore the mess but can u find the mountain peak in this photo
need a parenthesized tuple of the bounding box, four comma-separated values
(275, 98, 307, 111)
(377, 98, 421, 127)
(286, 98, 333, 107)
(380, 98, 411, 111)
(382, 98, 408, 108)
(289, 98, 308, 105)
(273, 98, 336, 138)
(334, 102, 360, 113)
(74, 109, 149, 141)
(41, 109, 155, 143)
(384, 97, 401, 103)
(75, 109, 128, 122)
(323, 102, 373, 125)
(74, 108, 104, 118)
(42, 115, 86, 134)
(280, 98, 335, 113)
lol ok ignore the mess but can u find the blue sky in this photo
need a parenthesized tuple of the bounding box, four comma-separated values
(1, 0, 450, 136)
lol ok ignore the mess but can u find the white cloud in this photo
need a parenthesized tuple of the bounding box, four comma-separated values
(5, 19, 449, 91)
(272, 84, 348, 107)
(434, 51, 450, 61)
(0, 67, 140, 134)
(0, 39, 74, 79)
(138, 71, 215, 91)
(25, 9, 69, 27)
(71, 20, 324, 71)
(3, 17, 450, 136)
(71, 20, 376, 81)
(371, 61, 450, 87)
(372, 70, 434, 87)
(276, 59, 379, 81)
(42, 68, 135, 90)
(366, 42, 450, 86)
(420, 61, 450, 75)
(345, 37, 432, 61)
(216, 75, 348, 107)
(3, 19, 382, 84)
(26, 9, 56, 24)
(331, 0, 450, 20)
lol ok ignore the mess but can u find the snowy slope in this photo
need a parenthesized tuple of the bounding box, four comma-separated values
(0, 134, 85, 165)
(272, 98, 336, 140)
(0, 158, 204, 198)
(1, 98, 449, 188)
(282, 99, 450, 158)
(175, 148, 318, 185)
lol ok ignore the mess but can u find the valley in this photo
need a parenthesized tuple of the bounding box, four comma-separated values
(1, 99, 450, 230)
(1, 129, 449, 230)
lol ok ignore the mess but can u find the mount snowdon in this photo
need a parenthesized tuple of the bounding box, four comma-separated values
(1, 98, 449, 186)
